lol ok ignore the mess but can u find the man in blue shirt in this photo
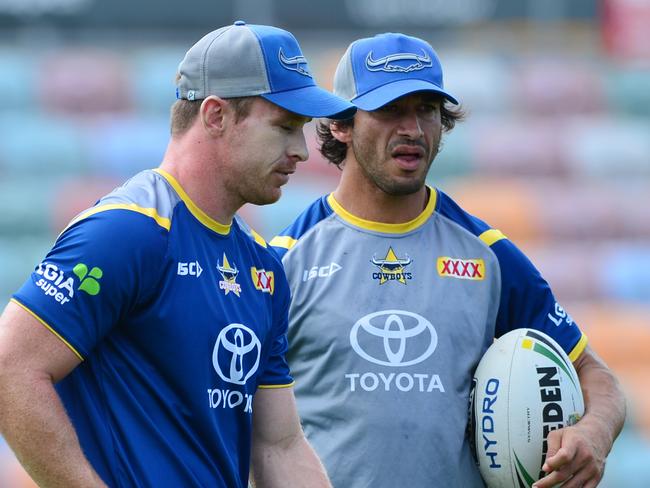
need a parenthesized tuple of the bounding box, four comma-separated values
(0, 22, 355, 487)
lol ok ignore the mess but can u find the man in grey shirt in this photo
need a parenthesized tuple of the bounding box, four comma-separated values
(271, 32, 625, 487)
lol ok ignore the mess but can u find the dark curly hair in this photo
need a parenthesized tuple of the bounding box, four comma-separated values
(317, 101, 466, 168)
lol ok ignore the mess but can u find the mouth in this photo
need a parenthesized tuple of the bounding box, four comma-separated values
(391, 145, 426, 170)
(274, 166, 296, 185)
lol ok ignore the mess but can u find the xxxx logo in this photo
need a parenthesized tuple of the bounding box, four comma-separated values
(73, 263, 103, 295)
(437, 257, 484, 281)
(251, 267, 274, 295)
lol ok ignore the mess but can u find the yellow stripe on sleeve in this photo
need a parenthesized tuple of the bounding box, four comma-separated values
(269, 235, 298, 250)
(63, 204, 172, 237)
(568, 333, 588, 362)
(10, 299, 84, 361)
(479, 229, 507, 247)
(257, 381, 296, 389)
(250, 229, 267, 248)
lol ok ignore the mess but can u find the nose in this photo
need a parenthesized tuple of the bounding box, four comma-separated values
(288, 131, 309, 163)
(397, 111, 424, 140)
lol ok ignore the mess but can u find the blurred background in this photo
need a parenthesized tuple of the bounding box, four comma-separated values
(1, 0, 649, 486)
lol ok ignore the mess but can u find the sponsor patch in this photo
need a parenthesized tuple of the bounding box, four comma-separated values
(34, 262, 103, 305)
(251, 267, 274, 295)
(437, 257, 484, 280)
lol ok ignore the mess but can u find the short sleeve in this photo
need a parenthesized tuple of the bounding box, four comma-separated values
(492, 238, 586, 360)
(12, 209, 168, 359)
(256, 264, 294, 388)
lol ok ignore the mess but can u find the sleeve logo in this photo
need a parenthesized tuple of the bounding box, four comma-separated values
(34, 262, 103, 305)
(437, 257, 484, 280)
(250, 267, 274, 295)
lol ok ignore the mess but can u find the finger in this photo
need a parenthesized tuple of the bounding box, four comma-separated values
(532, 468, 572, 488)
(560, 460, 603, 488)
(542, 446, 575, 473)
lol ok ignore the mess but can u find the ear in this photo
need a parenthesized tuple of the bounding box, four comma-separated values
(329, 120, 353, 144)
(200, 96, 228, 136)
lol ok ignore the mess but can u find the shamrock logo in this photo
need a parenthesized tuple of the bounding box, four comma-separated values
(73, 263, 103, 296)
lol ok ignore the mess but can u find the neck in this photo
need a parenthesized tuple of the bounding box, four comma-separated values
(159, 136, 240, 226)
(333, 161, 429, 224)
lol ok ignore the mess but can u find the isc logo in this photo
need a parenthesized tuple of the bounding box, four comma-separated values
(177, 261, 203, 277)
(302, 262, 342, 282)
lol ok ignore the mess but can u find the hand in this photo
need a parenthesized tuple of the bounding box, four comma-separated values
(532, 422, 608, 488)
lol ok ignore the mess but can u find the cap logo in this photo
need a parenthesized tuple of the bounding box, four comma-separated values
(365, 49, 432, 73)
(278, 48, 311, 77)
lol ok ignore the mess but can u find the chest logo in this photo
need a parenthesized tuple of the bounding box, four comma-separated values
(350, 310, 438, 367)
(371, 247, 412, 284)
(437, 257, 485, 281)
(251, 267, 274, 295)
(217, 253, 242, 296)
(212, 323, 261, 385)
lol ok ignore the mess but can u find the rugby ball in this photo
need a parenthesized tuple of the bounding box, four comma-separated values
(469, 328, 584, 488)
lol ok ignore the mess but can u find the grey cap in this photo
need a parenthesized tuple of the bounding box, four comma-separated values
(176, 21, 356, 119)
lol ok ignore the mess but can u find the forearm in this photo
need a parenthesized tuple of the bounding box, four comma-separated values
(251, 433, 331, 488)
(577, 351, 626, 451)
(0, 372, 106, 488)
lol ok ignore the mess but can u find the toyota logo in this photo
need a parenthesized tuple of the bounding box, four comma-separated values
(350, 310, 437, 367)
(212, 323, 261, 385)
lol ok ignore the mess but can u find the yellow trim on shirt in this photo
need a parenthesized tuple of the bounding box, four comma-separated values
(568, 333, 588, 362)
(250, 229, 267, 248)
(154, 168, 231, 235)
(479, 229, 507, 247)
(10, 299, 84, 361)
(327, 186, 437, 234)
(65, 204, 172, 234)
(258, 381, 296, 389)
(269, 235, 298, 250)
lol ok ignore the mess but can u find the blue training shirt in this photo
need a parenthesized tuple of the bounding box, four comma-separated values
(12, 169, 293, 488)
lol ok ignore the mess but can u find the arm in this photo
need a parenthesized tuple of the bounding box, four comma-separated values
(0, 301, 107, 487)
(533, 345, 626, 488)
(250, 387, 331, 488)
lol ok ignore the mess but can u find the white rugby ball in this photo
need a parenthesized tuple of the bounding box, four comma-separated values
(469, 328, 584, 488)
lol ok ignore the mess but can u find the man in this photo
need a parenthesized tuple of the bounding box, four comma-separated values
(270, 33, 625, 488)
(0, 22, 355, 487)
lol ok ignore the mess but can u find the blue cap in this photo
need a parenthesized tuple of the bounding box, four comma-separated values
(333, 33, 459, 110)
(177, 22, 356, 119)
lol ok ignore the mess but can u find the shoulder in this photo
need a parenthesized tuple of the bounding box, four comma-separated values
(436, 189, 507, 247)
(269, 195, 333, 259)
(64, 169, 180, 235)
(56, 170, 178, 261)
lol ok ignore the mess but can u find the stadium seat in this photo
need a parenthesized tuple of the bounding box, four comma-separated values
(128, 47, 186, 114)
(37, 49, 132, 115)
(605, 67, 650, 117)
(513, 59, 604, 115)
(84, 115, 169, 177)
(561, 116, 650, 179)
(442, 54, 513, 114)
(0, 178, 57, 236)
(0, 49, 37, 111)
(0, 112, 87, 176)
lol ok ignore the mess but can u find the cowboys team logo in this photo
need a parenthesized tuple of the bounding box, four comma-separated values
(212, 323, 261, 385)
(278, 48, 311, 77)
(217, 253, 241, 296)
(371, 247, 413, 284)
(365, 49, 432, 73)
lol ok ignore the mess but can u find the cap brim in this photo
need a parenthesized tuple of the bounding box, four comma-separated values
(352, 79, 459, 110)
(262, 85, 357, 119)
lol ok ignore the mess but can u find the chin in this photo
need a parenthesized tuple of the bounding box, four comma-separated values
(248, 189, 282, 206)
